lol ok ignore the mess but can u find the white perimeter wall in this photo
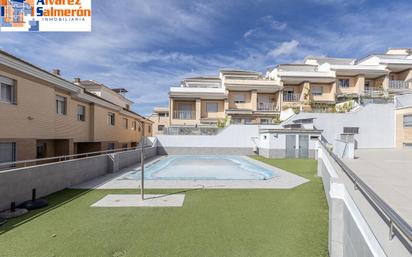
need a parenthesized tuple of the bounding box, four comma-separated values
(288, 103, 395, 148)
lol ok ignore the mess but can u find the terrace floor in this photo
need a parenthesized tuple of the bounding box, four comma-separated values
(0, 158, 328, 257)
(343, 149, 412, 226)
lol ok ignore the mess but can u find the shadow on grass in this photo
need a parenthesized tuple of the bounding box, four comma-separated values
(0, 189, 92, 235)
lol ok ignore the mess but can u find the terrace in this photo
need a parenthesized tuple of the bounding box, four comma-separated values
(0, 158, 328, 257)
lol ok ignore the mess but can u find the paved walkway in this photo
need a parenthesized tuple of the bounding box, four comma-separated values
(73, 156, 308, 190)
(343, 149, 412, 226)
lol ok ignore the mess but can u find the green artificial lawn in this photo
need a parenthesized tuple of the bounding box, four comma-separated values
(0, 158, 328, 257)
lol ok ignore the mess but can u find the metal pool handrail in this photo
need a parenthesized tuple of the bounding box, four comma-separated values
(318, 140, 412, 243)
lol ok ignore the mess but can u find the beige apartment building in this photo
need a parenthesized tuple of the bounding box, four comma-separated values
(148, 107, 169, 135)
(0, 50, 152, 164)
(169, 70, 282, 127)
(166, 48, 412, 130)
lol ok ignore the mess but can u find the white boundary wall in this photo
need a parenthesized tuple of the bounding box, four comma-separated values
(317, 142, 410, 257)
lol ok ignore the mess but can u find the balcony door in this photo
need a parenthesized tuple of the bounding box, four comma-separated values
(258, 95, 272, 110)
(177, 103, 193, 120)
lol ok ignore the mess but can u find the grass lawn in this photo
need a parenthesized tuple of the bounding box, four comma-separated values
(0, 158, 328, 257)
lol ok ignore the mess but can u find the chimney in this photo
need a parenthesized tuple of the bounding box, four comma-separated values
(52, 69, 61, 76)
(74, 77, 81, 84)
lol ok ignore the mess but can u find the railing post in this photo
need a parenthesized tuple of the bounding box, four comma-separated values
(389, 220, 394, 240)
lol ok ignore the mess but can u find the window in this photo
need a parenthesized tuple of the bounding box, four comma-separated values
(0, 142, 16, 168)
(310, 135, 320, 140)
(338, 79, 350, 88)
(107, 112, 115, 126)
(260, 118, 270, 124)
(159, 112, 168, 117)
(123, 118, 128, 129)
(122, 144, 128, 150)
(404, 143, 412, 149)
(311, 86, 323, 96)
(148, 126, 152, 133)
(234, 93, 245, 103)
(206, 102, 218, 112)
(403, 114, 412, 127)
(138, 126, 141, 132)
(107, 143, 115, 150)
(36, 143, 47, 159)
(56, 95, 66, 115)
(343, 127, 359, 134)
(77, 105, 86, 121)
(158, 125, 165, 131)
(0, 76, 16, 104)
(132, 121, 137, 130)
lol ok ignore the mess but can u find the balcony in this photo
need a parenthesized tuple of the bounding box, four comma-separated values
(283, 93, 301, 102)
(389, 80, 410, 90)
(363, 87, 384, 97)
(257, 102, 279, 111)
(173, 111, 195, 120)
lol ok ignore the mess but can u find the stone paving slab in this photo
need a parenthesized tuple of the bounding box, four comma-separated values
(91, 194, 185, 207)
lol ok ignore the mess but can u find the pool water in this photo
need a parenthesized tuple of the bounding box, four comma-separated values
(122, 155, 276, 180)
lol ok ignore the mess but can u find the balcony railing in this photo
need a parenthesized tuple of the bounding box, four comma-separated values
(283, 93, 301, 102)
(363, 87, 384, 96)
(257, 102, 278, 111)
(173, 111, 195, 120)
(389, 80, 410, 90)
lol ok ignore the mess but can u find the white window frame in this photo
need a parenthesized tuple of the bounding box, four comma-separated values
(206, 102, 218, 113)
(234, 93, 245, 103)
(77, 105, 86, 121)
(338, 79, 350, 88)
(311, 86, 323, 96)
(123, 118, 128, 129)
(56, 95, 67, 115)
(0, 76, 16, 104)
(403, 114, 412, 128)
(107, 112, 115, 126)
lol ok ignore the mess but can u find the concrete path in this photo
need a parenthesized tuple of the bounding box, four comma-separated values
(343, 149, 412, 226)
(73, 156, 308, 190)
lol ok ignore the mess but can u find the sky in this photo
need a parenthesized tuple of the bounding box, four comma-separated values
(1, 0, 412, 115)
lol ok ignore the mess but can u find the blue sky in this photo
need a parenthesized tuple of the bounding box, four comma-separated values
(2, 0, 412, 115)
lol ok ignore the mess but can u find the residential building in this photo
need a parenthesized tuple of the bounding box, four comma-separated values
(394, 94, 412, 148)
(0, 50, 152, 165)
(149, 107, 169, 135)
(169, 70, 282, 127)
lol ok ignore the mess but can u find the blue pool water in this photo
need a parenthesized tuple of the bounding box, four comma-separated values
(122, 155, 276, 180)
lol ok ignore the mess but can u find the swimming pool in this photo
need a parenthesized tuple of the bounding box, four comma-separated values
(122, 155, 276, 180)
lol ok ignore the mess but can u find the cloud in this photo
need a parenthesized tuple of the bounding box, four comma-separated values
(243, 16, 287, 39)
(268, 40, 300, 57)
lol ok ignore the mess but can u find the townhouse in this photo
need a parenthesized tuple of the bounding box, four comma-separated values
(148, 107, 169, 135)
(0, 50, 152, 164)
(169, 70, 281, 127)
(167, 48, 412, 129)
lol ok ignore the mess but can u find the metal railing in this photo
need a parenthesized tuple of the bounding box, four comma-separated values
(318, 140, 412, 244)
(173, 111, 195, 120)
(257, 102, 278, 111)
(0, 144, 155, 171)
(389, 80, 410, 90)
(283, 93, 300, 102)
(363, 87, 384, 96)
